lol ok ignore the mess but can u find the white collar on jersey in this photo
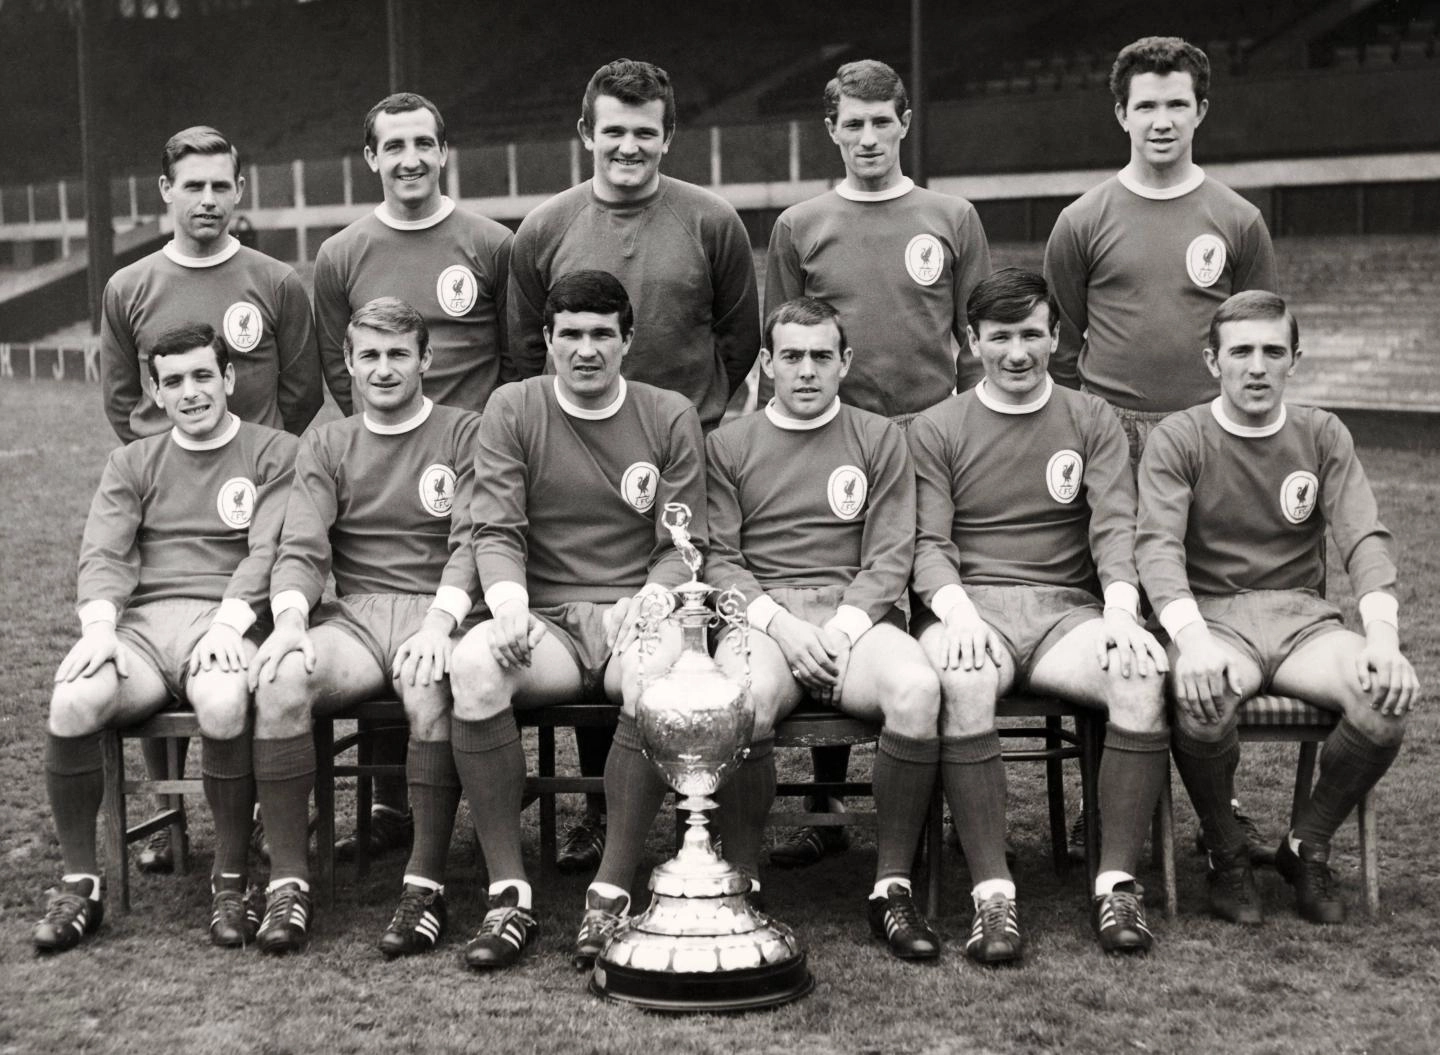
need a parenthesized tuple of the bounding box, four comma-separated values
(554, 376, 627, 420)
(835, 176, 915, 203)
(764, 397, 841, 430)
(1117, 166, 1206, 201)
(170, 412, 240, 450)
(1210, 396, 1287, 438)
(162, 236, 241, 269)
(374, 196, 456, 231)
(364, 397, 434, 434)
(975, 376, 1053, 415)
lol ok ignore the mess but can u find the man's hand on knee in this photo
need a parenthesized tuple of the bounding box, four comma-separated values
(1171, 623, 1242, 726)
(605, 583, 670, 654)
(1357, 623, 1420, 717)
(188, 623, 247, 677)
(767, 611, 846, 696)
(1097, 609, 1169, 679)
(487, 601, 546, 671)
(394, 609, 458, 687)
(56, 623, 126, 683)
(938, 608, 1003, 673)
(249, 611, 314, 690)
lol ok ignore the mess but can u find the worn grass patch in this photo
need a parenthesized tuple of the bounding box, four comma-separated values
(2, 382, 1438, 1055)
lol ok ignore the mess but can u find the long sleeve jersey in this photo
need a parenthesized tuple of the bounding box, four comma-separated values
(472, 377, 706, 606)
(909, 380, 1139, 611)
(270, 400, 480, 614)
(101, 239, 321, 441)
(1043, 171, 1278, 411)
(1136, 400, 1396, 628)
(77, 417, 297, 629)
(506, 177, 760, 430)
(312, 199, 513, 415)
(705, 400, 914, 642)
(765, 181, 993, 415)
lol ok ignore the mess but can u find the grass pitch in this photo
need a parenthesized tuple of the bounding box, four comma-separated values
(1, 382, 1437, 1055)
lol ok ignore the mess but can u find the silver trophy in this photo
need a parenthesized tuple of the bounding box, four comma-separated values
(589, 503, 812, 1011)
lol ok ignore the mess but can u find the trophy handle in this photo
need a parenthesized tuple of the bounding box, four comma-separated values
(715, 586, 750, 694)
(633, 587, 677, 699)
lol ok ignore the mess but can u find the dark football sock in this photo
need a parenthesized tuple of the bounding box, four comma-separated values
(712, 737, 775, 880)
(253, 733, 316, 883)
(575, 724, 615, 818)
(46, 732, 104, 876)
(368, 720, 411, 814)
(403, 738, 462, 884)
(201, 733, 255, 878)
(451, 713, 525, 882)
(809, 744, 851, 810)
(1171, 725, 1245, 859)
(1096, 723, 1170, 877)
(873, 730, 940, 881)
(940, 730, 1011, 884)
(1292, 719, 1401, 848)
(594, 714, 668, 891)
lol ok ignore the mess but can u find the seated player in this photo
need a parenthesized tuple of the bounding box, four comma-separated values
(706, 297, 944, 959)
(448, 270, 704, 971)
(909, 268, 1171, 961)
(247, 297, 480, 957)
(1137, 290, 1419, 925)
(33, 323, 296, 951)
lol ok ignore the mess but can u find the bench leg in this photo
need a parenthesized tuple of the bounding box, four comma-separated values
(539, 726, 558, 873)
(1079, 715, 1102, 891)
(1044, 716, 1068, 874)
(1153, 768, 1177, 919)
(166, 737, 188, 874)
(1358, 790, 1380, 917)
(313, 719, 336, 907)
(100, 730, 130, 913)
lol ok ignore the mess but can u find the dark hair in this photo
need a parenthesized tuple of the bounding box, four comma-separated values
(824, 59, 909, 123)
(1110, 36, 1210, 108)
(966, 268, 1059, 334)
(344, 296, 430, 358)
(146, 322, 229, 383)
(543, 270, 635, 336)
(580, 59, 676, 138)
(763, 296, 848, 353)
(1208, 290, 1298, 353)
(364, 92, 447, 151)
(161, 126, 241, 182)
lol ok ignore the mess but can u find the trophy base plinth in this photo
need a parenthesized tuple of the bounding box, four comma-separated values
(591, 953, 813, 1013)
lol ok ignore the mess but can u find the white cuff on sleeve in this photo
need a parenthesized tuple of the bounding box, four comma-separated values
(78, 600, 118, 629)
(1358, 591, 1399, 629)
(747, 594, 782, 634)
(826, 605, 873, 647)
(271, 590, 311, 622)
(1102, 582, 1141, 620)
(212, 597, 257, 635)
(429, 585, 472, 626)
(930, 583, 976, 625)
(1158, 598, 1204, 639)
(483, 580, 528, 613)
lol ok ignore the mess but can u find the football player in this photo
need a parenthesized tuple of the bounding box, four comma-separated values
(33, 323, 296, 952)
(910, 268, 1170, 961)
(247, 298, 480, 957)
(1137, 290, 1418, 926)
(706, 296, 943, 960)
(448, 270, 705, 971)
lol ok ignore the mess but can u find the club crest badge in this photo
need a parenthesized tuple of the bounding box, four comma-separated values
(419, 464, 457, 517)
(1185, 234, 1227, 288)
(436, 265, 478, 317)
(1045, 450, 1083, 504)
(222, 301, 263, 354)
(904, 233, 944, 287)
(1279, 470, 1319, 524)
(827, 465, 868, 521)
(216, 477, 256, 529)
(621, 461, 660, 513)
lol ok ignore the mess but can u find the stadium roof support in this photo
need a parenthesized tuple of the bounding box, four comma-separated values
(910, 0, 926, 186)
(386, 0, 407, 93)
(77, 0, 113, 335)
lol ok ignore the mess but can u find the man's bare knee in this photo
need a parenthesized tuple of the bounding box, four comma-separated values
(400, 682, 452, 741)
(190, 677, 251, 740)
(1340, 696, 1406, 747)
(881, 666, 941, 740)
(1105, 668, 1167, 734)
(48, 678, 115, 737)
(450, 635, 512, 721)
(939, 665, 999, 737)
(254, 653, 316, 737)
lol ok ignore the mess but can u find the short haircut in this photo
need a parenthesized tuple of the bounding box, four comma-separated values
(966, 268, 1059, 334)
(364, 92, 447, 152)
(543, 270, 635, 336)
(763, 296, 848, 354)
(1110, 36, 1210, 108)
(147, 322, 228, 383)
(161, 126, 240, 182)
(344, 296, 430, 358)
(824, 59, 909, 123)
(1208, 289, 1299, 352)
(580, 59, 676, 138)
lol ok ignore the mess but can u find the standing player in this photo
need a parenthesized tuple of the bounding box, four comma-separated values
(763, 59, 993, 866)
(706, 297, 944, 960)
(1043, 37, 1279, 858)
(909, 269, 1170, 960)
(506, 59, 760, 873)
(247, 298, 480, 957)
(1137, 291, 1418, 926)
(312, 92, 514, 860)
(446, 270, 705, 971)
(33, 324, 296, 951)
